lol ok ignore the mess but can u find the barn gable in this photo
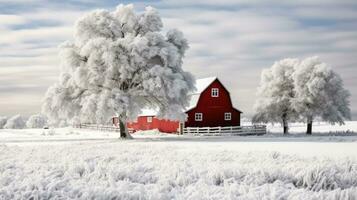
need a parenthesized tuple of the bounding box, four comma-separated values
(187, 77, 242, 113)
(185, 77, 242, 127)
(186, 77, 217, 110)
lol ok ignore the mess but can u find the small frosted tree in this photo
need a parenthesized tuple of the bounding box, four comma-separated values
(252, 58, 299, 134)
(42, 4, 195, 138)
(4, 115, 26, 129)
(26, 114, 48, 128)
(0, 116, 7, 129)
(292, 56, 351, 134)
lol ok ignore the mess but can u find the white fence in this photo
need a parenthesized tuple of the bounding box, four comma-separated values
(182, 125, 266, 136)
(74, 123, 266, 136)
(73, 123, 136, 133)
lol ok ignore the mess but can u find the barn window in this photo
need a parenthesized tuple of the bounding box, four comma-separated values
(211, 88, 219, 97)
(195, 113, 203, 121)
(224, 112, 231, 121)
(147, 116, 153, 123)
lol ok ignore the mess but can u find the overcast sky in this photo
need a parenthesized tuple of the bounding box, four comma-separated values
(1, 0, 357, 119)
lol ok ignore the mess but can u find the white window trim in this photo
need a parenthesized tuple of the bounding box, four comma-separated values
(195, 113, 203, 121)
(147, 116, 153, 123)
(224, 112, 231, 121)
(211, 88, 219, 97)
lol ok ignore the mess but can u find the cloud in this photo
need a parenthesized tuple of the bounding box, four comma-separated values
(294, 7, 357, 21)
(0, 14, 26, 27)
(0, 0, 357, 120)
(0, 26, 73, 46)
(160, 0, 357, 7)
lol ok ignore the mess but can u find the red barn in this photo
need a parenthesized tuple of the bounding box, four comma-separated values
(126, 109, 181, 133)
(114, 77, 242, 133)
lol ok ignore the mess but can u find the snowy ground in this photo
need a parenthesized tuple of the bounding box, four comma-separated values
(0, 122, 357, 199)
(269, 121, 357, 135)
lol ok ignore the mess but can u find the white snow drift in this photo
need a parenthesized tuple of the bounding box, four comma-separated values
(0, 123, 357, 199)
(0, 140, 356, 199)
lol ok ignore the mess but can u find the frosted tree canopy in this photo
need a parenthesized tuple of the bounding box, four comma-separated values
(253, 56, 351, 134)
(252, 58, 299, 133)
(292, 56, 351, 125)
(42, 4, 195, 126)
(26, 114, 48, 129)
(4, 115, 25, 129)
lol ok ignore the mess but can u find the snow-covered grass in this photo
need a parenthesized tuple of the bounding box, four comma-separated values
(0, 122, 357, 199)
(132, 129, 176, 137)
(241, 120, 357, 135)
(0, 127, 119, 144)
(0, 140, 356, 199)
(267, 121, 357, 135)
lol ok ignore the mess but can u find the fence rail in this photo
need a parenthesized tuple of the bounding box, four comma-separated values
(183, 125, 266, 136)
(73, 123, 133, 133)
(74, 123, 266, 136)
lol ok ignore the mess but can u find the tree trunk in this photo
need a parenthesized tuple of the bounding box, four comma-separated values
(306, 119, 313, 135)
(118, 117, 132, 139)
(282, 113, 289, 134)
(283, 126, 288, 134)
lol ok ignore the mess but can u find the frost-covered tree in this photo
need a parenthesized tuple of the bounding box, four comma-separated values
(26, 114, 48, 128)
(252, 58, 299, 134)
(0, 116, 7, 129)
(292, 56, 351, 134)
(58, 120, 68, 128)
(4, 115, 26, 129)
(42, 4, 195, 138)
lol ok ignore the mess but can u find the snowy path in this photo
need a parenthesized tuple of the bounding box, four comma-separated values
(2, 138, 357, 158)
(1, 127, 357, 158)
(4, 138, 357, 158)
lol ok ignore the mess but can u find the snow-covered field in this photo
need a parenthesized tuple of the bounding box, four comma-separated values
(267, 121, 357, 135)
(1, 122, 357, 199)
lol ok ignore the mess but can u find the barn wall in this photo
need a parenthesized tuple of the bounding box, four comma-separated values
(127, 116, 179, 133)
(185, 79, 241, 127)
(186, 107, 241, 127)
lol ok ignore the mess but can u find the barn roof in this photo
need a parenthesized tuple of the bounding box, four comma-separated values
(191, 76, 217, 94)
(137, 76, 241, 116)
(186, 76, 217, 110)
(138, 77, 217, 116)
(138, 108, 158, 116)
